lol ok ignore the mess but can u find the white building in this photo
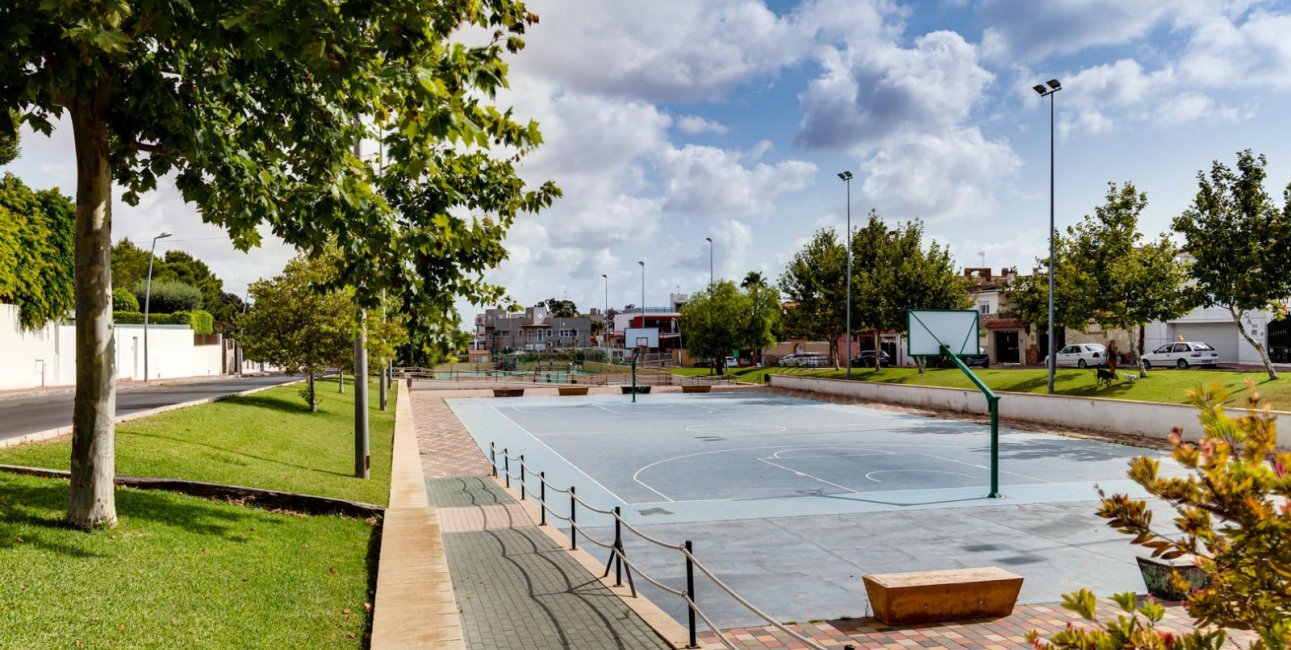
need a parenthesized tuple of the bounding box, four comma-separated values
(1144, 305, 1290, 367)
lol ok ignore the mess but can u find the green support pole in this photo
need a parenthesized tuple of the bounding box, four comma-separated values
(940, 345, 1002, 498)
(631, 353, 638, 403)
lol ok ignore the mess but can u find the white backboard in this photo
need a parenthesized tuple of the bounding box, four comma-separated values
(624, 327, 659, 349)
(907, 310, 979, 356)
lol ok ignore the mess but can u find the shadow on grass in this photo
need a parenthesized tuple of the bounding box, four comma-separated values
(219, 393, 315, 415)
(125, 430, 350, 477)
(0, 475, 274, 556)
(361, 515, 383, 650)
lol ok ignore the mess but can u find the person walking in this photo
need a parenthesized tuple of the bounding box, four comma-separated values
(1106, 339, 1119, 373)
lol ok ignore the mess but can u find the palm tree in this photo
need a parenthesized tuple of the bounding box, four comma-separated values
(741, 271, 765, 289)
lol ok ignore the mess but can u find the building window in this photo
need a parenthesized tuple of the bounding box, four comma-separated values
(978, 303, 990, 315)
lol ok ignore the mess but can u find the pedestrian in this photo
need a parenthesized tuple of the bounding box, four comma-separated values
(1106, 339, 1119, 373)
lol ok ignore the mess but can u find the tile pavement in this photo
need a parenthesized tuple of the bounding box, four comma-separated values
(411, 386, 672, 649)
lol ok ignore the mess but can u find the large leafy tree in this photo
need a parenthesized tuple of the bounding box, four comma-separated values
(1, 0, 556, 528)
(1173, 150, 1291, 380)
(680, 280, 780, 372)
(540, 298, 578, 318)
(0, 173, 75, 329)
(1001, 231, 1098, 345)
(240, 256, 352, 412)
(779, 228, 847, 367)
(1065, 183, 1191, 374)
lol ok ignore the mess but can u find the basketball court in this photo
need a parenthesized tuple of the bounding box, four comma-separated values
(446, 390, 1182, 627)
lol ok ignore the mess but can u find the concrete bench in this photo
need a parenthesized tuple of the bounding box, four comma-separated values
(620, 386, 651, 394)
(492, 388, 525, 397)
(681, 384, 712, 393)
(557, 386, 590, 396)
(862, 567, 1023, 625)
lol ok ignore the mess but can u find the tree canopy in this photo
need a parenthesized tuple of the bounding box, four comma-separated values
(680, 280, 780, 369)
(0, 173, 74, 329)
(779, 228, 847, 365)
(540, 298, 578, 318)
(1173, 150, 1291, 380)
(1, 0, 557, 527)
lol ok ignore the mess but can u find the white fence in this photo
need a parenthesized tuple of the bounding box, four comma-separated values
(769, 374, 1290, 449)
(0, 304, 225, 390)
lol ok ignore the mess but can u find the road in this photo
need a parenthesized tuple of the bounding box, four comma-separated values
(0, 374, 300, 443)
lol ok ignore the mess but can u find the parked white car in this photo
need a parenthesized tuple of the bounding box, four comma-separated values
(778, 354, 802, 367)
(1141, 342, 1219, 369)
(1043, 343, 1107, 368)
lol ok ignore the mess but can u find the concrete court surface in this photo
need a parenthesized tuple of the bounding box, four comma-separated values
(447, 390, 1185, 629)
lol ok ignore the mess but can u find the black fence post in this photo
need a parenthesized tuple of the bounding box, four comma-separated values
(504, 448, 510, 489)
(520, 455, 526, 500)
(539, 472, 547, 526)
(614, 506, 623, 587)
(685, 539, 697, 648)
(490, 442, 497, 477)
(570, 486, 577, 551)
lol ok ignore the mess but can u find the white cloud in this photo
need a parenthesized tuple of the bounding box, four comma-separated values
(797, 30, 993, 151)
(859, 127, 1021, 222)
(657, 144, 816, 215)
(676, 115, 730, 135)
(977, 0, 1178, 62)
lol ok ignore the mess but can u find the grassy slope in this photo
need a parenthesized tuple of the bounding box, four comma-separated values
(674, 366, 1290, 408)
(0, 376, 394, 505)
(0, 473, 374, 648)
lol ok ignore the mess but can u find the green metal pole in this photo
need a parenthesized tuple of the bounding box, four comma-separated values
(631, 353, 637, 403)
(940, 345, 1002, 498)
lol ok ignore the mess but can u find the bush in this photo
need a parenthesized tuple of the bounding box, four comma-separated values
(113, 310, 210, 332)
(131, 279, 203, 314)
(112, 287, 139, 312)
(188, 309, 214, 335)
(1030, 380, 1291, 649)
(115, 311, 144, 324)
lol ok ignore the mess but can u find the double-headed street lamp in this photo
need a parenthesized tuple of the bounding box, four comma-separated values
(1033, 78, 1061, 395)
(143, 231, 172, 383)
(838, 171, 853, 377)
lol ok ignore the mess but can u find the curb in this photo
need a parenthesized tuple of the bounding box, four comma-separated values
(0, 377, 303, 450)
(0, 464, 383, 517)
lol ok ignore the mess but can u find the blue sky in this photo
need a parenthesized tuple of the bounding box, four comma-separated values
(6, 0, 1291, 326)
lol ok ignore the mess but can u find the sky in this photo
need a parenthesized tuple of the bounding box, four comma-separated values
(6, 0, 1291, 328)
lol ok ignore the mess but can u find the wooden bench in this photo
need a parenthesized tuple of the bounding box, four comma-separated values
(557, 386, 590, 396)
(492, 388, 525, 397)
(681, 384, 711, 393)
(862, 567, 1023, 625)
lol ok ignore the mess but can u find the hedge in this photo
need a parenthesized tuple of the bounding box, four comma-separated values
(113, 310, 211, 331)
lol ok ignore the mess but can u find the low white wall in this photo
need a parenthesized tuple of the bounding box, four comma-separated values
(0, 304, 63, 389)
(770, 374, 1290, 448)
(192, 343, 223, 377)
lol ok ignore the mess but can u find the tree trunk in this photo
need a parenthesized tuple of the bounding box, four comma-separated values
(1230, 307, 1277, 380)
(308, 373, 317, 412)
(338, 370, 344, 393)
(66, 80, 118, 529)
(1136, 324, 1148, 377)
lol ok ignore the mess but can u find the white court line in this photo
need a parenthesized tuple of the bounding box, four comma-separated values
(769, 448, 896, 460)
(756, 457, 862, 494)
(494, 408, 635, 505)
(864, 468, 976, 483)
(631, 444, 822, 503)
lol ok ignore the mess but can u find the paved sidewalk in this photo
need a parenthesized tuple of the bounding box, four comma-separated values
(411, 387, 671, 650)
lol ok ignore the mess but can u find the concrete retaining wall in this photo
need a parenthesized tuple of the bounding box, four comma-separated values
(770, 374, 1290, 448)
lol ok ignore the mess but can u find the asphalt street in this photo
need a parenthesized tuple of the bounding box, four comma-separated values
(0, 374, 300, 443)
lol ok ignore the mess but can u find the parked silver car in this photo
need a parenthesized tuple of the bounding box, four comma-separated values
(1043, 343, 1106, 368)
(1141, 341, 1219, 369)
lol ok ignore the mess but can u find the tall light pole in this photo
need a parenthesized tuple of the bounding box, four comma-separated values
(838, 171, 853, 378)
(705, 237, 713, 287)
(638, 261, 645, 336)
(1033, 79, 1061, 395)
(143, 231, 172, 383)
(602, 273, 609, 350)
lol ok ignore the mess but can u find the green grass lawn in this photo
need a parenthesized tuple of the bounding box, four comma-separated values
(674, 365, 1290, 409)
(0, 472, 375, 648)
(0, 376, 394, 505)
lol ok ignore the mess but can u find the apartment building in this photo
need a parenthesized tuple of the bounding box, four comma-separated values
(474, 305, 593, 352)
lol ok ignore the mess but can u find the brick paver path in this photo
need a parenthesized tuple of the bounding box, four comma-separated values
(410, 386, 670, 650)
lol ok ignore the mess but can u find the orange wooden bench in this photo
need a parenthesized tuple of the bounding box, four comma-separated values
(862, 567, 1023, 625)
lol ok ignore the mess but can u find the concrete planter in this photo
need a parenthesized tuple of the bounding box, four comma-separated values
(621, 386, 652, 395)
(492, 388, 525, 397)
(557, 386, 590, 396)
(1135, 556, 1209, 601)
(681, 385, 712, 393)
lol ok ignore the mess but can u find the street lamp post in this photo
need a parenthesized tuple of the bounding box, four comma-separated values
(705, 237, 713, 287)
(1033, 79, 1062, 395)
(602, 273, 609, 351)
(143, 231, 172, 383)
(638, 261, 645, 337)
(838, 171, 853, 378)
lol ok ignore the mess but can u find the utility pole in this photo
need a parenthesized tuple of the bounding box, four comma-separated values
(353, 129, 370, 479)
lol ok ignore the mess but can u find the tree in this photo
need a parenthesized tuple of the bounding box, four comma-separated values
(0, 109, 19, 165)
(1029, 381, 1291, 649)
(2, 0, 556, 528)
(1063, 182, 1193, 374)
(0, 173, 75, 329)
(540, 298, 578, 318)
(1001, 230, 1098, 355)
(850, 213, 969, 366)
(1173, 150, 1291, 380)
(741, 271, 765, 289)
(780, 229, 848, 367)
(130, 279, 202, 314)
(680, 280, 780, 372)
(240, 256, 353, 411)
